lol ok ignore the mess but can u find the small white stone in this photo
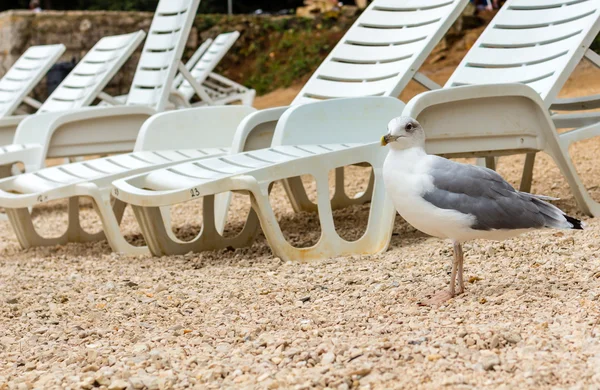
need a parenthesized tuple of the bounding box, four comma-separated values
(108, 379, 129, 390)
(480, 353, 500, 371)
(321, 351, 336, 365)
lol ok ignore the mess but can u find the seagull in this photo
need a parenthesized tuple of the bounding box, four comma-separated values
(381, 116, 584, 305)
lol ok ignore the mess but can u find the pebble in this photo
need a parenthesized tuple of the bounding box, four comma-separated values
(80, 376, 95, 389)
(108, 379, 129, 390)
(490, 334, 501, 349)
(480, 352, 501, 371)
(257, 372, 271, 382)
(82, 364, 99, 372)
(271, 357, 282, 365)
(0, 140, 599, 389)
(322, 352, 336, 365)
(94, 372, 110, 386)
(504, 332, 522, 345)
(141, 375, 159, 390)
(132, 344, 149, 353)
(351, 368, 372, 377)
(129, 376, 145, 389)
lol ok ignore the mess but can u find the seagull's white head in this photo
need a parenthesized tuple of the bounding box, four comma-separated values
(381, 116, 425, 150)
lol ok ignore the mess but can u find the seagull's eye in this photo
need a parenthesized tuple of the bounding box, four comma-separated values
(405, 123, 413, 132)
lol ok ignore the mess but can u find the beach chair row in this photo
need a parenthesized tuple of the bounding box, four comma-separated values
(0, 0, 599, 262)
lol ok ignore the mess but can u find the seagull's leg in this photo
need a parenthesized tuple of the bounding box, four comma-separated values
(455, 241, 465, 294)
(420, 242, 459, 306)
(449, 245, 458, 297)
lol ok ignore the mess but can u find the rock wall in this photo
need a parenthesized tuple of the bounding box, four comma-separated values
(0, 6, 480, 104)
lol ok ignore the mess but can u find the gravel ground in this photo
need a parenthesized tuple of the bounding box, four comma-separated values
(1, 62, 600, 389)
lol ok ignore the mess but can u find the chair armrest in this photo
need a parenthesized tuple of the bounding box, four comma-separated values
(0, 115, 28, 145)
(402, 84, 554, 157)
(14, 106, 157, 159)
(229, 106, 290, 153)
(134, 105, 256, 152)
(272, 97, 405, 147)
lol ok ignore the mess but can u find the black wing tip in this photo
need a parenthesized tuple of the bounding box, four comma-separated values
(564, 214, 585, 230)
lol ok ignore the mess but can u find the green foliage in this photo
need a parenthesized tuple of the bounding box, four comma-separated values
(0, 0, 303, 12)
(75, 0, 158, 11)
(239, 18, 343, 95)
(593, 33, 600, 55)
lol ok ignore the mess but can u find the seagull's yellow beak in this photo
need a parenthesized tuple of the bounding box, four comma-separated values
(381, 135, 388, 146)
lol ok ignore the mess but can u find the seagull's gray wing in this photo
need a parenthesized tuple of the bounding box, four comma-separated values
(422, 156, 571, 230)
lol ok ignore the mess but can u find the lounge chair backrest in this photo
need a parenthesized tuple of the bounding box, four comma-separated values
(176, 31, 240, 101)
(292, 0, 469, 105)
(125, 0, 201, 111)
(445, 0, 600, 107)
(0, 44, 65, 117)
(39, 31, 146, 113)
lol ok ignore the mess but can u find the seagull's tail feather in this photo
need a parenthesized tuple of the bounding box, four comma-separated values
(564, 214, 585, 230)
(528, 193, 560, 201)
(528, 196, 585, 230)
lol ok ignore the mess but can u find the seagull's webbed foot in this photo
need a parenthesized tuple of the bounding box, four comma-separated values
(419, 289, 456, 306)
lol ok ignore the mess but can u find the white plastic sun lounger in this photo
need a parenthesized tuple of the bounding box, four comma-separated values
(114, 97, 401, 260)
(0, 45, 65, 130)
(101, 38, 214, 107)
(401, 0, 600, 217)
(0, 0, 201, 179)
(0, 0, 469, 255)
(112, 0, 600, 260)
(0, 32, 145, 157)
(171, 31, 255, 107)
(111, 32, 253, 109)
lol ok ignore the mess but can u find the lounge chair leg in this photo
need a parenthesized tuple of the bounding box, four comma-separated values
(201, 194, 261, 250)
(543, 146, 600, 216)
(331, 167, 352, 209)
(6, 207, 69, 248)
(286, 166, 376, 213)
(282, 177, 318, 213)
(520, 152, 536, 192)
(213, 192, 233, 235)
(251, 157, 395, 262)
(131, 194, 262, 256)
(5, 196, 112, 249)
(112, 197, 128, 225)
(315, 171, 337, 241)
(331, 167, 375, 208)
(249, 185, 303, 261)
(66, 196, 106, 242)
(87, 193, 146, 255)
